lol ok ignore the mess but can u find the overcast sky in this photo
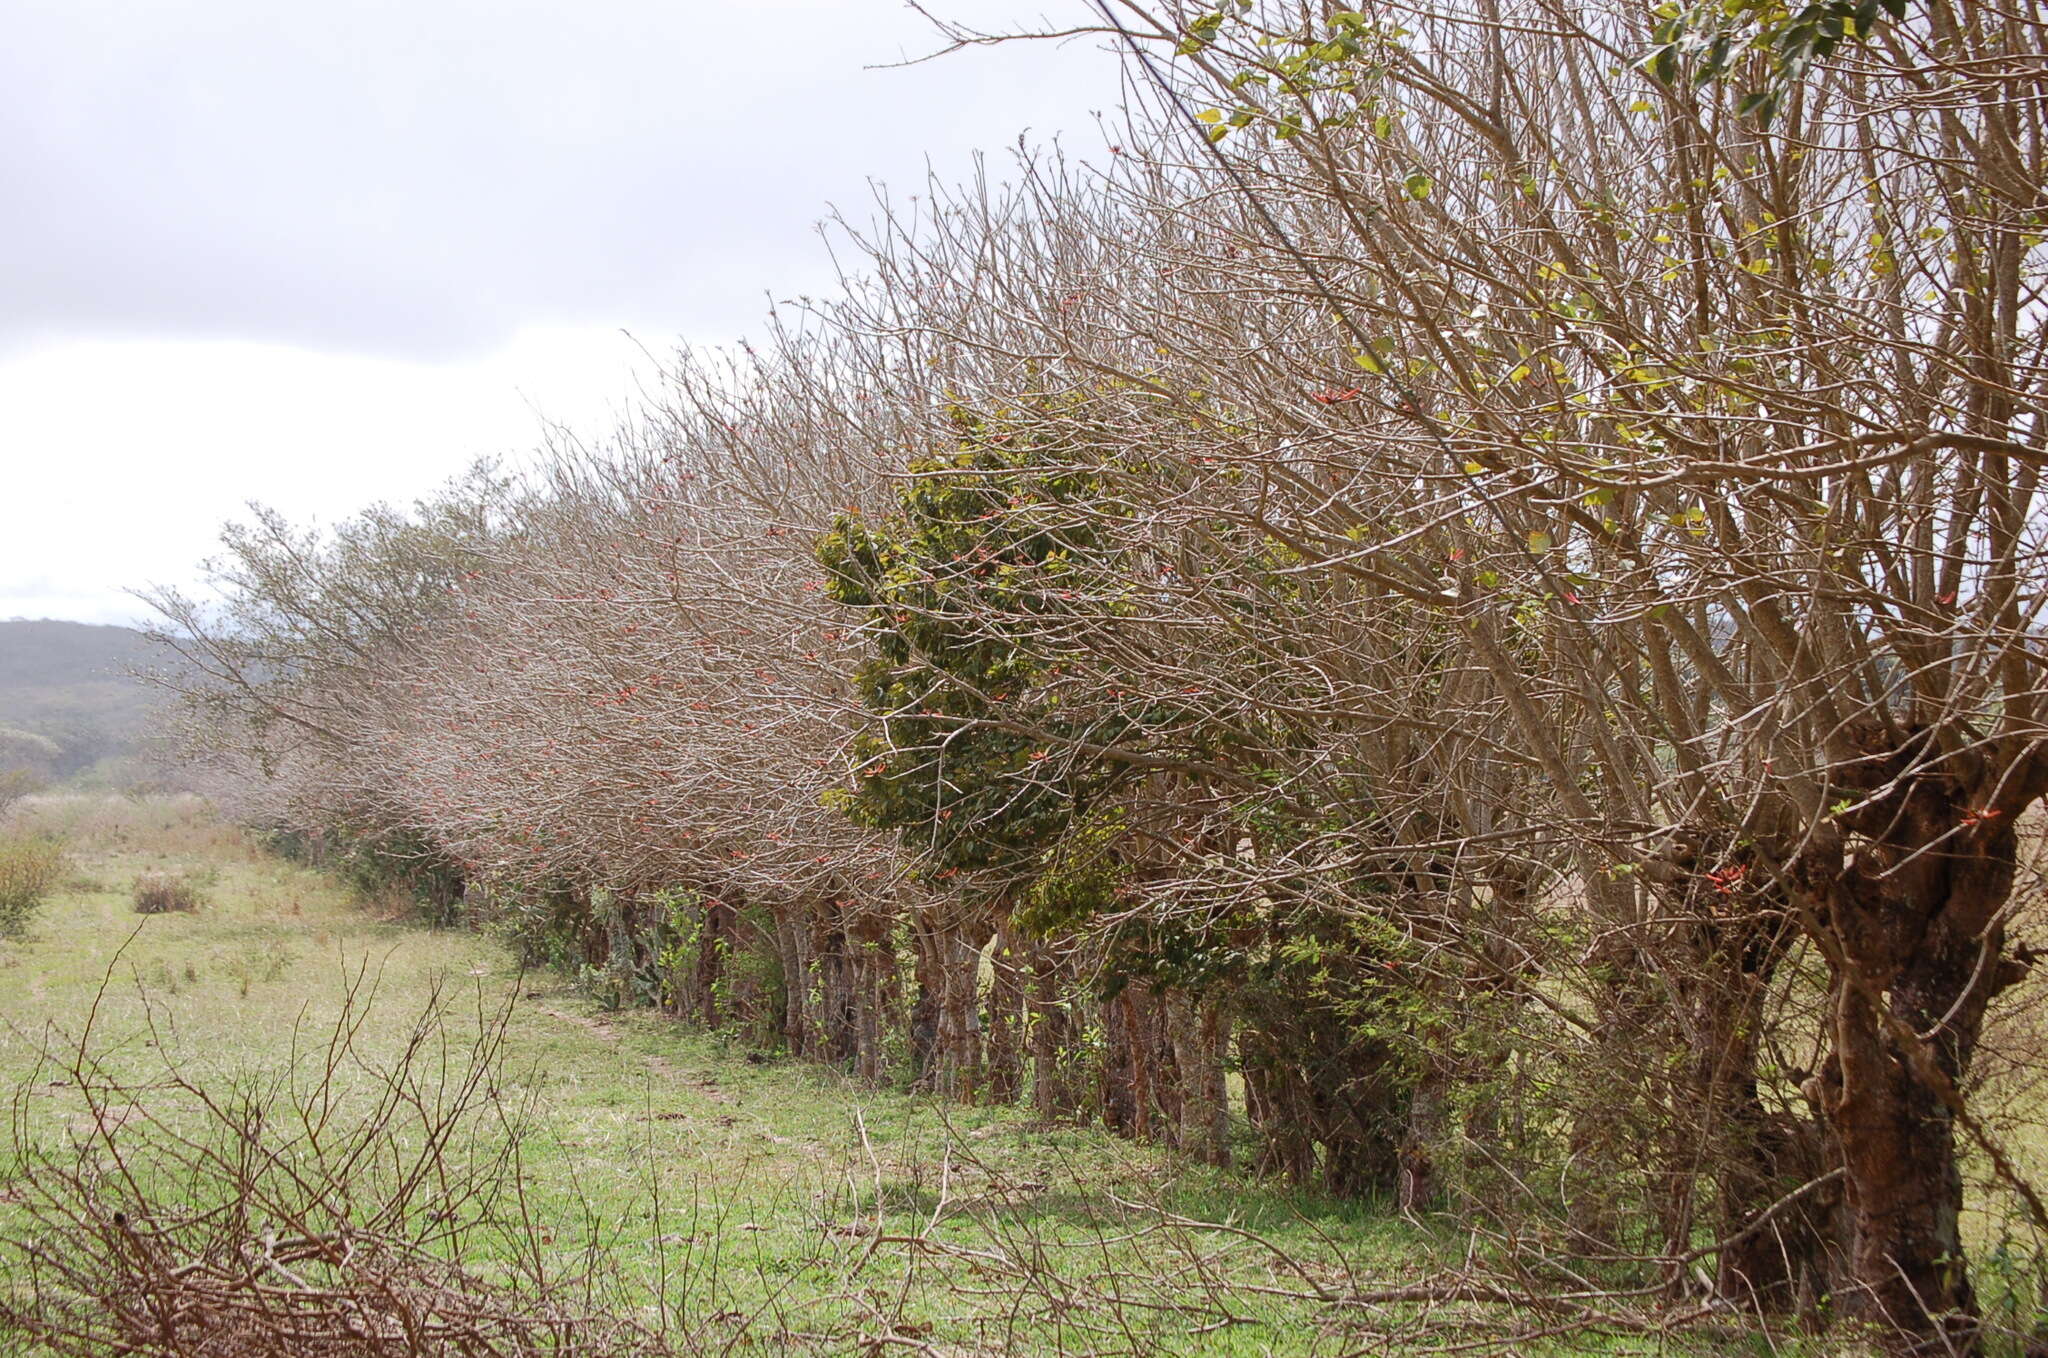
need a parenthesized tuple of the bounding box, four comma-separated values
(1, 0, 1118, 627)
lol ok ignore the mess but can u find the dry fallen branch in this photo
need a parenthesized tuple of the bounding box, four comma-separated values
(0, 966, 667, 1357)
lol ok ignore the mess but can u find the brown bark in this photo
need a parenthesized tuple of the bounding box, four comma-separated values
(1654, 859, 1849, 1312)
(1237, 974, 1405, 1196)
(1103, 987, 1180, 1141)
(910, 901, 996, 1100)
(1804, 732, 2038, 1351)
(773, 904, 815, 1059)
(694, 896, 735, 1028)
(812, 901, 860, 1067)
(1165, 989, 1229, 1166)
(984, 913, 1026, 1104)
(847, 904, 894, 1084)
(1028, 940, 1084, 1120)
(1399, 1064, 1445, 1214)
(1244, 1060, 1315, 1186)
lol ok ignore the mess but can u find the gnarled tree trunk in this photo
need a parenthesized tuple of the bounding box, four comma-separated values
(1806, 738, 2038, 1351)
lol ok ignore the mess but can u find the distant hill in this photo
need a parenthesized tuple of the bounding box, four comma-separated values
(0, 619, 172, 785)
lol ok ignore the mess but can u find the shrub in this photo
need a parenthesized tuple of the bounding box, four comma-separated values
(0, 837, 65, 936)
(131, 870, 204, 914)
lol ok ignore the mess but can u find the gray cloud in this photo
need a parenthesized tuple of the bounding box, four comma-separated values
(0, 1, 1118, 627)
(2, 0, 1114, 358)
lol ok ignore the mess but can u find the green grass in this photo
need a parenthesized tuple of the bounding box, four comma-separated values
(0, 798, 1799, 1355)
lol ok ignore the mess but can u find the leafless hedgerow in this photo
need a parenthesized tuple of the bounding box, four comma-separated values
(135, 0, 2048, 1349)
(850, 0, 2048, 1345)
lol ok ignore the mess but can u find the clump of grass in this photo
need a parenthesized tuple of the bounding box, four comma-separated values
(0, 836, 65, 937)
(131, 869, 205, 914)
(225, 940, 294, 996)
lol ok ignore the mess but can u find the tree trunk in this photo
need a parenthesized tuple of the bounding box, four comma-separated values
(912, 902, 996, 1101)
(1103, 987, 1181, 1143)
(984, 913, 1026, 1104)
(908, 937, 939, 1089)
(935, 922, 990, 1101)
(813, 903, 859, 1066)
(1400, 1062, 1447, 1214)
(1243, 1060, 1315, 1186)
(847, 904, 894, 1084)
(1165, 989, 1229, 1166)
(1662, 874, 1850, 1312)
(1029, 940, 1083, 1119)
(774, 905, 815, 1059)
(1713, 1084, 1846, 1314)
(693, 896, 735, 1029)
(1102, 990, 1142, 1139)
(1817, 925, 2001, 1350)
(1811, 743, 2035, 1352)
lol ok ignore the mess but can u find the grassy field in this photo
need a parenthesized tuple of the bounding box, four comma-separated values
(0, 798, 1799, 1356)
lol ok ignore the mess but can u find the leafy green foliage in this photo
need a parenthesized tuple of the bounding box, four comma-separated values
(1236, 904, 1428, 1191)
(1186, 8, 1405, 142)
(1017, 804, 1131, 936)
(1647, 0, 1913, 120)
(1027, 805, 1431, 1194)
(1176, 7, 1228, 55)
(267, 821, 467, 924)
(484, 879, 598, 971)
(816, 402, 1131, 881)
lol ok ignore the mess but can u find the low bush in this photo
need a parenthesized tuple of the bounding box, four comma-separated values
(0, 837, 65, 937)
(131, 869, 204, 914)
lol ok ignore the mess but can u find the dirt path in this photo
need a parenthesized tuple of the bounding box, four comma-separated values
(534, 1005, 738, 1105)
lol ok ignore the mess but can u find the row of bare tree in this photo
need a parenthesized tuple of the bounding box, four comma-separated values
(149, 0, 2048, 1349)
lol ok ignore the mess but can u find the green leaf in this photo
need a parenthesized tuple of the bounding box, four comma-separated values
(1175, 9, 1226, 55)
(1352, 337, 1394, 374)
(1403, 169, 1434, 200)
